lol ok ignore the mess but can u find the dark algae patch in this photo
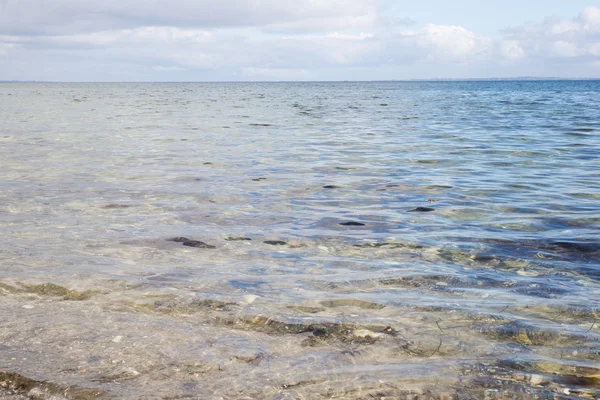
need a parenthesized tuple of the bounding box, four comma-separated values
(0, 282, 18, 295)
(478, 321, 591, 346)
(1, 282, 94, 300)
(0, 371, 105, 400)
(22, 283, 94, 301)
(319, 299, 386, 310)
(146, 298, 239, 314)
(214, 315, 397, 346)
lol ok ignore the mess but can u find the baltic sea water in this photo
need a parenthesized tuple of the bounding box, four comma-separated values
(0, 81, 599, 398)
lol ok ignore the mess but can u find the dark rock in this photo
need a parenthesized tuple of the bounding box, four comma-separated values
(264, 240, 287, 246)
(225, 236, 252, 241)
(182, 240, 216, 249)
(549, 241, 598, 253)
(409, 207, 435, 212)
(323, 185, 342, 189)
(339, 221, 366, 226)
(168, 237, 216, 249)
(102, 204, 131, 209)
(169, 237, 190, 243)
(472, 254, 496, 262)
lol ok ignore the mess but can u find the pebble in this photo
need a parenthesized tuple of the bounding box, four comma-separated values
(112, 336, 123, 343)
(243, 295, 259, 304)
(529, 374, 544, 385)
(22, 305, 35, 309)
(353, 329, 382, 339)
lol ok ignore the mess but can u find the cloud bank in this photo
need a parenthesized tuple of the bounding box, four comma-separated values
(0, 1, 599, 80)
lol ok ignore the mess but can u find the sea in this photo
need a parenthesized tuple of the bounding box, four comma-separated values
(0, 81, 599, 399)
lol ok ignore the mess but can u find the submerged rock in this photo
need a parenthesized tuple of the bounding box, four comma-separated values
(264, 240, 287, 246)
(353, 241, 425, 249)
(183, 240, 216, 249)
(215, 315, 397, 347)
(287, 305, 326, 314)
(339, 221, 366, 226)
(409, 207, 435, 212)
(168, 237, 216, 249)
(471, 253, 497, 262)
(101, 203, 132, 209)
(320, 299, 386, 310)
(151, 298, 238, 314)
(353, 242, 391, 248)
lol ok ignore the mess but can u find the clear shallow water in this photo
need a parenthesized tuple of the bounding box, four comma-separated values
(0, 81, 599, 399)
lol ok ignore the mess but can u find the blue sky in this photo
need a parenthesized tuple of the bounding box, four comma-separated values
(1, 1, 599, 81)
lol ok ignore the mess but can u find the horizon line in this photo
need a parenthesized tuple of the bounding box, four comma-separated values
(2, 77, 600, 84)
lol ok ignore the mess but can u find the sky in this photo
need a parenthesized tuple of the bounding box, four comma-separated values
(0, 0, 599, 81)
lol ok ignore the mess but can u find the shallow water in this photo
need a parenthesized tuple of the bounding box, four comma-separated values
(0, 81, 599, 399)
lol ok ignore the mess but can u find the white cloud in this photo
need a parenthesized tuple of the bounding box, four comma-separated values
(152, 65, 186, 72)
(1, 4, 599, 80)
(0, 42, 14, 56)
(504, 6, 600, 60)
(0, 0, 379, 35)
(550, 20, 580, 36)
(588, 42, 600, 56)
(242, 67, 309, 79)
(552, 40, 579, 57)
(2, 27, 213, 48)
(500, 40, 526, 61)
(415, 24, 480, 59)
(580, 6, 600, 32)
